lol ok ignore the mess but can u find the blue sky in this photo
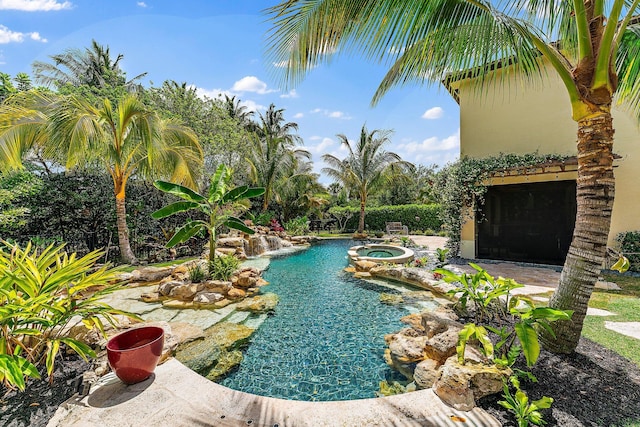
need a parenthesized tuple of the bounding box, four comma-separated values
(0, 0, 461, 182)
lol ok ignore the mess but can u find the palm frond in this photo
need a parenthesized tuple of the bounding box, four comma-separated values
(615, 23, 640, 121)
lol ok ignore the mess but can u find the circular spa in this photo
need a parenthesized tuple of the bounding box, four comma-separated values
(348, 244, 414, 264)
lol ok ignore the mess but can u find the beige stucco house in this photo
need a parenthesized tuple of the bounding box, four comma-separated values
(446, 63, 640, 265)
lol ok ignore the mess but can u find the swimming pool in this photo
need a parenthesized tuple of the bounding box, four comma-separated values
(220, 239, 436, 401)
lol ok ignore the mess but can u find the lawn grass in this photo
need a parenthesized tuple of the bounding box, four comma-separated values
(581, 273, 640, 367)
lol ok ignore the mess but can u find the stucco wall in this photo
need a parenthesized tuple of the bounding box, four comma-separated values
(453, 67, 640, 258)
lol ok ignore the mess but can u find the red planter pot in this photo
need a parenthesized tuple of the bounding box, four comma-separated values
(106, 326, 164, 384)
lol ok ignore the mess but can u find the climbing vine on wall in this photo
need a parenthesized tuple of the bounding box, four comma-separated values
(434, 152, 572, 255)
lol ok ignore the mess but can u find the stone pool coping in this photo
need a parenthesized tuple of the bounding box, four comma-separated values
(47, 358, 499, 427)
(348, 244, 415, 264)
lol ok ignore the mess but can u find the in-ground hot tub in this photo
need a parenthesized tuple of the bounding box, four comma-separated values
(348, 244, 414, 264)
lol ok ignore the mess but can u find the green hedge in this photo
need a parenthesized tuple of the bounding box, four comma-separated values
(330, 204, 442, 233)
(617, 231, 640, 272)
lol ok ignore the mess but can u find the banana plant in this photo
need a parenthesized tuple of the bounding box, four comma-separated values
(152, 164, 265, 263)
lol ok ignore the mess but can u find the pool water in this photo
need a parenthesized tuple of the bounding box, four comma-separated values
(220, 239, 412, 401)
(364, 249, 396, 258)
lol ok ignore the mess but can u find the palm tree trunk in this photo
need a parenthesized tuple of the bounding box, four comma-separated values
(114, 187, 138, 265)
(541, 112, 615, 353)
(358, 196, 366, 234)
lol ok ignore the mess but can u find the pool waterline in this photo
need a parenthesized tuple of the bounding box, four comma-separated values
(220, 239, 438, 401)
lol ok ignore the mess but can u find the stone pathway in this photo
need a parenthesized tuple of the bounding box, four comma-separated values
(48, 359, 500, 427)
(604, 322, 640, 340)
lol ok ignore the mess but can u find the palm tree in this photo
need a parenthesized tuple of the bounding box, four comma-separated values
(32, 40, 146, 92)
(247, 103, 310, 211)
(0, 91, 202, 264)
(322, 125, 412, 234)
(223, 95, 254, 129)
(264, 1, 640, 353)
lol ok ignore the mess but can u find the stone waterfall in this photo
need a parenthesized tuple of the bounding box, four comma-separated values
(243, 235, 293, 257)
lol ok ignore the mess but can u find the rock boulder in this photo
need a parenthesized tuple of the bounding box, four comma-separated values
(433, 357, 510, 411)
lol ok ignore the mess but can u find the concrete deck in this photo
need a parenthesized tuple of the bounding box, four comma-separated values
(48, 359, 500, 427)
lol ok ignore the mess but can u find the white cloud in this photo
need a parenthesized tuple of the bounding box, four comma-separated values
(421, 106, 444, 120)
(136, 1, 147, 7)
(394, 130, 460, 166)
(240, 99, 266, 113)
(0, 25, 47, 43)
(280, 89, 298, 99)
(310, 108, 351, 120)
(293, 112, 304, 119)
(231, 76, 276, 95)
(29, 32, 47, 42)
(307, 137, 335, 154)
(0, 0, 72, 11)
(194, 86, 266, 113)
(194, 86, 228, 100)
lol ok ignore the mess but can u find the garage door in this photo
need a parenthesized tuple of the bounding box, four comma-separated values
(476, 181, 576, 265)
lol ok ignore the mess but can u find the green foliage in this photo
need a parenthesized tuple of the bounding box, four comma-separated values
(209, 254, 240, 281)
(143, 80, 252, 183)
(0, 171, 42, 233)
(616, 231, 640, 272)
(326, 206, 355, 232)
(284, 216, 309, 236)
(499, 376, 554, 427)
(153, 164, 264, 262)
(188, 263, 207, 283)
(435, 247, 449, 268)
(406, 256, 429, 268)
(509, 299, 573, 366)
(0, 241, 137, 390)
(437, 263, 524, 322)
(441, 264, 572, 367)
(434, 153, 571, 255)
(331, 204, 442, 232)
(3, 170, 199, 261)
(456, 323, 494, 363)
(253, 211, 275, 226)
(398, 236, 412, 247)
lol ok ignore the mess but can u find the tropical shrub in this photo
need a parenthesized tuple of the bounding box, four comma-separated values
(284, 216, 309, 236)
(499, 376, 553, 427)
(0, 241, 137, 390)
(336, 204, 442, 232)
(209, 254, 240, 281)
(188, 263, 207, 283)
(269, 218, 284, 232)
(254, 211, 275, 226)
(435, 247, 449, 268)
(3, 170, 201, 262)
(436, 263, 524, 322)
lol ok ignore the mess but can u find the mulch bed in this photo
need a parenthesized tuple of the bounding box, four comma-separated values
(479, 337, 640, 426)
(0, 352, 90, 427)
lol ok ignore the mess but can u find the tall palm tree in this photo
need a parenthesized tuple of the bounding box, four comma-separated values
(32, 40, 146, 92)
(0, 91, 202, 264)
(322, 125, 412, 234)
(223, 95, 254, 129)
(265, 1, 640, 353)
(247, 103, 310, 211)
